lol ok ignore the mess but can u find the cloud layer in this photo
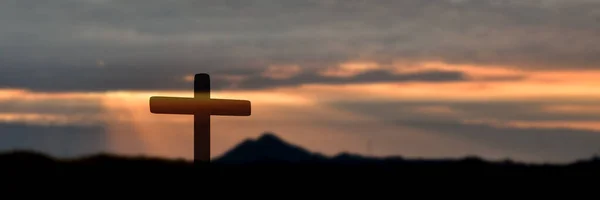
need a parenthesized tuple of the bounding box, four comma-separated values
(0, 122, 108, 157)
(1, 89, 599, 162)
(327, 98, 600, 162)
(1, 0, 599, 92)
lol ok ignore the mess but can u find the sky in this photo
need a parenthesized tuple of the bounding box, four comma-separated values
(1, 0, 600, 163)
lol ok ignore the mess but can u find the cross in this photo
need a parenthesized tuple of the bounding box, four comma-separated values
(149, 73, 251, 162)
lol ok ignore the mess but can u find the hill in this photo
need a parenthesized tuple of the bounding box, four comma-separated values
(0, 132, 598, 176)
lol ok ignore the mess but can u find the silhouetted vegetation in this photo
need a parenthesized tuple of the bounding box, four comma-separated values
(0, 133, 598, 176)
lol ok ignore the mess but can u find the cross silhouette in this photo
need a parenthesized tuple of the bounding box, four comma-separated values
(149, 73, 251, 162)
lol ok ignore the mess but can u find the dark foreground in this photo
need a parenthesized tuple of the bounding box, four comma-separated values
(0, 151, 598, 177)
(1, 134, 598, 177)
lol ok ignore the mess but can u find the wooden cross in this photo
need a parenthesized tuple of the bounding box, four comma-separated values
(149, 73, 251, 162)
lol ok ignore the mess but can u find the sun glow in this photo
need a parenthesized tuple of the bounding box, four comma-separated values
(101, 91, 196, 159)
(319, 61, 381, 77)
(3, 60, 600, 161)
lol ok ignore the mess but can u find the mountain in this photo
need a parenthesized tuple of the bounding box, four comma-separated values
(213, 132, 328, 163)
(212, 133, 599, 168)
(212, 132, 397, 164)
(212, 133, 480, 164)
(212, 133, 588, 165)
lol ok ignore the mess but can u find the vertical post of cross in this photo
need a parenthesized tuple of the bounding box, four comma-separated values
(194, 74, 211, 162)
(149, 73, 251, 164)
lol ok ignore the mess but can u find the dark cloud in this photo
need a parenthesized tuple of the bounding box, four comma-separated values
(0, 122, 109, 158)
(1, 63, 488, 92)
(216, 69, 469, 90)
(1, 0, 599, 92)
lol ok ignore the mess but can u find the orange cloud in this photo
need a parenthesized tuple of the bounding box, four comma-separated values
(0, 89, 102, 101)
(4, 59, 600, 160)
(412, 105, 458, 115)
(261, 64, 302, 80)
(392, 61, 526, 80)
(541, 105, 600, 114)
(319, 61, 381, 77)
(528, 70, 600, 84)
(463, 119, 600, 132)
(284, 58, 600, 101)
(0, 113, 99, 126)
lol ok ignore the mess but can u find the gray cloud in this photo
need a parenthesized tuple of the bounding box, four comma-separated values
(330, 100, 600, 122)
(1, 0, 599, 92)
(0, 122, 109, 158)
(0, 98, 103, 116)
(1, 63, 510, 92)
(0, 95, 160, 158)
(401, 120, 600, 163)
(327, 99, 600, 162)
(0, 95, 109, 157)
(215, 69, 469, 90)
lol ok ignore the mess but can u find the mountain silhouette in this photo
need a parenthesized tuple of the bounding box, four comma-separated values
(212, 133, 487, 165)
(214, 132, 327, 163)
(213, 132, 396, 164)
(213, 133, 587, 165)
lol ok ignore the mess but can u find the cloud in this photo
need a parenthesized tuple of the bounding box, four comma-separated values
(327, 99, 600, 162)
(0, 98, 103, 116)
(0, 122, 109, 158)
(0, 0, 599, 92)
(402, 120, 600, 163)
(216, 68, 469, 90)
(0, 91, 107, 129)
(261, 65, 303, 80)
(330, 100, 600, 122)
(1, 61, 517, 92)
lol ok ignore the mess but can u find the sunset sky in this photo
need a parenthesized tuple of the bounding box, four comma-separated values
(2, 0, 600, 163)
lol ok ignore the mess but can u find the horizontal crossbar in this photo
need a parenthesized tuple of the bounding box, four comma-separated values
(150, 96, 251, 116)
